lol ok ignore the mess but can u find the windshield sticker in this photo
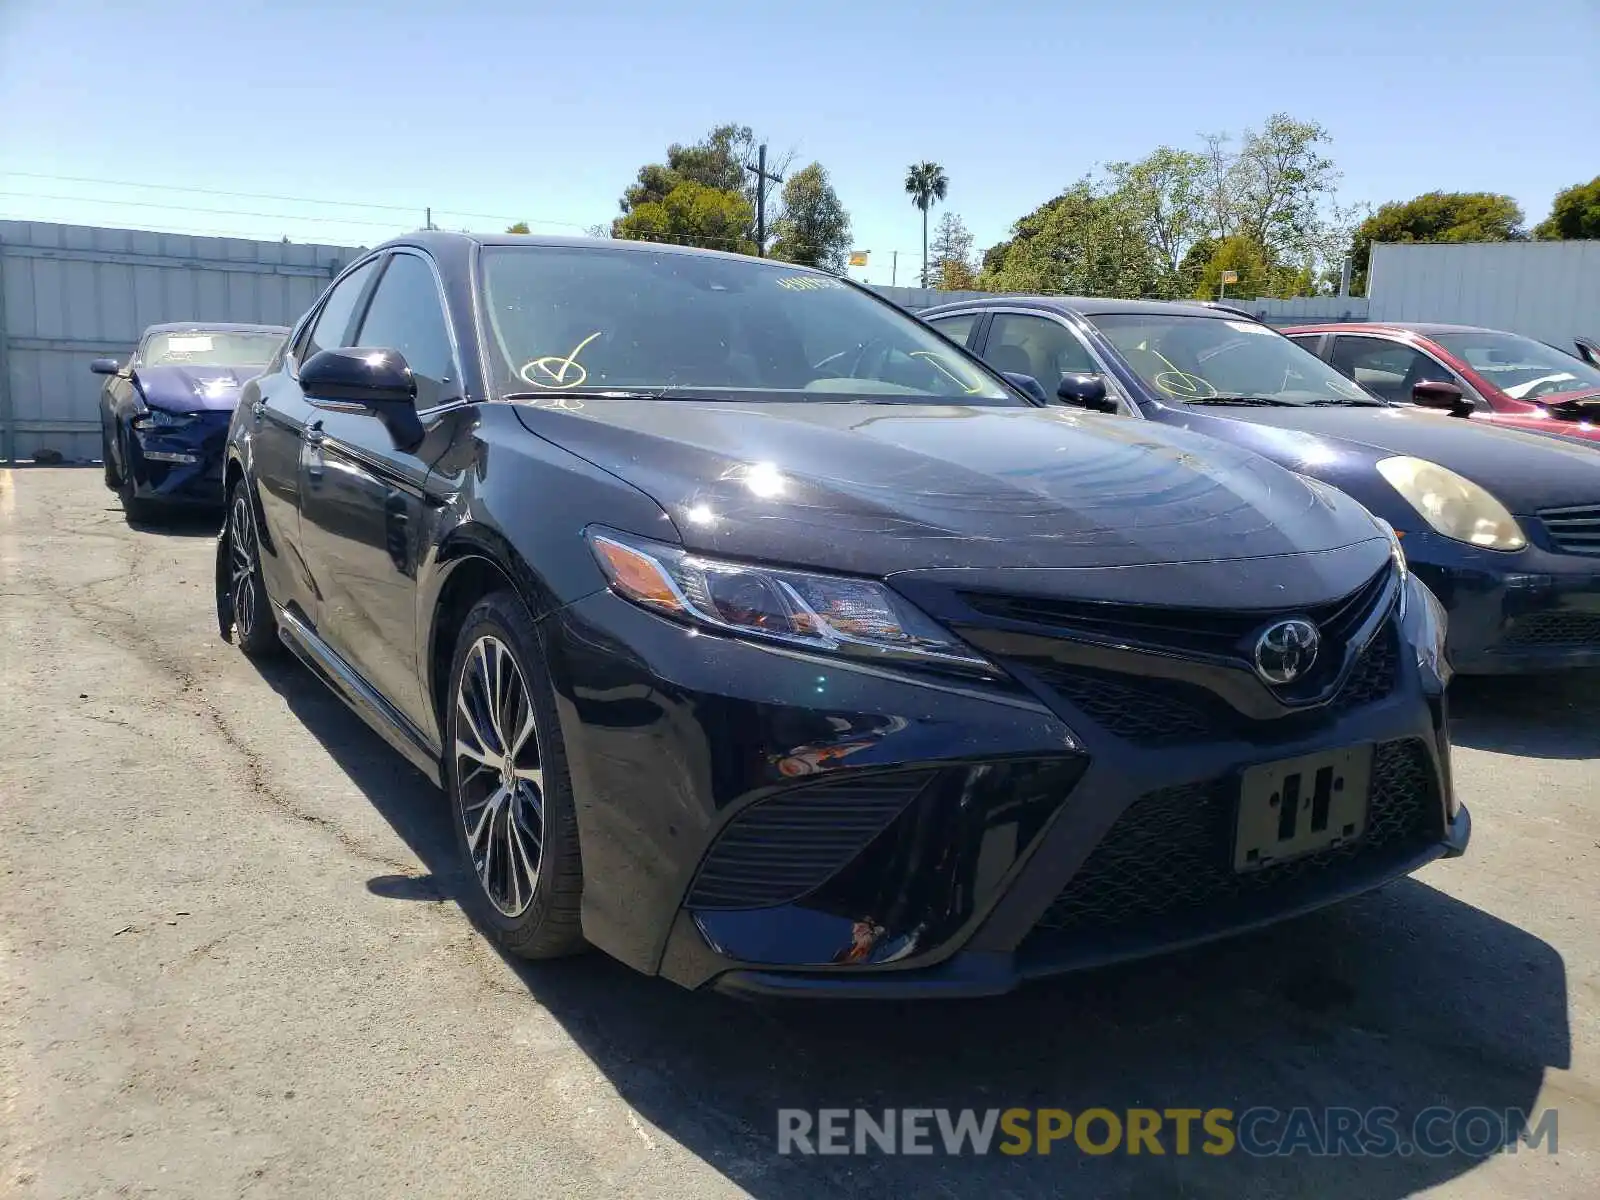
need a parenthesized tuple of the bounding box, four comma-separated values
(775, 275, 846, 292)
(167, 335, 214, 352)
(1225, 320, 1273, 335)
(518, 331, 602, 389)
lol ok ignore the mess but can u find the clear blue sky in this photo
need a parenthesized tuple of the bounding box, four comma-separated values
(2, 0, 1595, 284)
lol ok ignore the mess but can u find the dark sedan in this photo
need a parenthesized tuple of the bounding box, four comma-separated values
(923, 296, 1600, 674)
(94, 322, 287, 519)
(216, 233, 1462, 997)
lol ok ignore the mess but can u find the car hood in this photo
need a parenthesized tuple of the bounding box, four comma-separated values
(1178, 404, 1600, 513)
(132, 364, 259, 413)
(512, 399, 1386, 573)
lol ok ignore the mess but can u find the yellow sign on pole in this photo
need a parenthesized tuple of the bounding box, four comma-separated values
(848, 251, 870, 267)
(1220, 270, 1239, 284)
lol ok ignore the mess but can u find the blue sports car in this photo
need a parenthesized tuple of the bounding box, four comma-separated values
(94, 322, 287, 520)
(922, 296, 1600, 674)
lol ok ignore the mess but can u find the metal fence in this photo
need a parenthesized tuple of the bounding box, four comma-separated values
(1368, 241, 1600, 346)
(0, 221, 365, 462)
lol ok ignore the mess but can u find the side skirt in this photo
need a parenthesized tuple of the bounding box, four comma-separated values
(274, 604, 444, 787)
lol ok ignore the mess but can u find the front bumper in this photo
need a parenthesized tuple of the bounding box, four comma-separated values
(124, 410, 231, 506)
(542, 575, 1461, 998)
(1406, 531, 1600, 673)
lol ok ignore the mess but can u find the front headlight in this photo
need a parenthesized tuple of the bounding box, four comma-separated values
(1375, 456, 1526, 550)
(133, 407, 196, 431)
(587, 527, 995, 674)
(1372, 515, 1408, 618)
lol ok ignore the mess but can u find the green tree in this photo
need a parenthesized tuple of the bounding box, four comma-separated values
(1190, 235, 1303, 301)
(614, 181, 756, 254)
(1535, 176, 1600, 240)
(1348, 191, 1525, 293)
(770, 163, 852, 271)
(928, 212, 976, 289)
(505, 222, 530, 234)
(616, 123, 792, 251)
(1231, 114, 1339, 257)
(978, 179, 1161, 297)
(1105, 147, 1209, 290)
(905, 161, 950, 286)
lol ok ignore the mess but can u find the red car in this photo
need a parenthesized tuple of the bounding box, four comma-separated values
(1286, 323, 1600, 445)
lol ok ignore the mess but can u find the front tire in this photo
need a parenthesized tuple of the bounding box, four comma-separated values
(116, 432, 158, 523)
(447, 591, 584, 960)
(225, 480, 280, 656)
(101, 426, 121, 489)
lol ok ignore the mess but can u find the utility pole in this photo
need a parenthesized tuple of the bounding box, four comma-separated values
(891, 250, 898, 286)
(744, 143, 783, 256)
(425, 207, 434, 231)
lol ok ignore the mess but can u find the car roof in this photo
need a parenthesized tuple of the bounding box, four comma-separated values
(919, 294, 1237, 320)
(1285, 322, 1499, 337)
(142, 321, 290, 335)
(373, 229, 811, 269)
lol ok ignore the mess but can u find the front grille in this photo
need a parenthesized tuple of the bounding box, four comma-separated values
(1501, 610, 1600, 649)
(1029, 623, 1400, 746)
(1033, 738, 1439, 935)
(959, 561, 1394, 664)
(686, 770, 936, 910)
(1540, 504, 1600, 557)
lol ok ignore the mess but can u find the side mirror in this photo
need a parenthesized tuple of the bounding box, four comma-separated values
(300, 347, 424, 450)
(1577, 337, 1600, 368)
(90, 358, 121, 375)
(1057, 372, 1118, 413)
(1412, 379, 1473, 417)
(1001, 371, 1050, 405)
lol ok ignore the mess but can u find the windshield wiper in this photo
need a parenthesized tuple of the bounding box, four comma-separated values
(1307, 397, 1384, 407)
(501, 388, 718, 403)
(1183, 395, 1297, 407)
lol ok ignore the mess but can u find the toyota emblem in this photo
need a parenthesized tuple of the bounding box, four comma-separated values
(1254, 619, 1320, 685)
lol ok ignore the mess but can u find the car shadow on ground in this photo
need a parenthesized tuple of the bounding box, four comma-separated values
(118, 505, 223, 537)
(249, 655, 1570, 1199)
(1447, 670, 1600, 759)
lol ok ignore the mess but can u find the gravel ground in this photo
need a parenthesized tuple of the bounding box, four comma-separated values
(2, 466, 1597, 1199)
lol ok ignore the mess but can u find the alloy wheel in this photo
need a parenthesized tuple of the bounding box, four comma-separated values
(229, 491, 258, 642)
(454, 635, 545, 917)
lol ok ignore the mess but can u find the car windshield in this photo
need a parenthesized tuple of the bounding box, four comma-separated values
(478, 245, 1016, 405)
(141, 330, 281, 368)
(1088, 312, 1378, 406)
(1433, 330, 1600, 401)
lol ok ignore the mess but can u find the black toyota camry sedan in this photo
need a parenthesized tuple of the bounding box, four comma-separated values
(215, 233, 1464, 997)
(923, 297, 1600, 674)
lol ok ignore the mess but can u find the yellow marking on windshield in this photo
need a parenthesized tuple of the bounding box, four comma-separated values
(519, 331, 603, 390)
(909, 351, 985, 394)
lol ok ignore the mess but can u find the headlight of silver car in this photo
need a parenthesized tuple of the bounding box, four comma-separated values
(587, 527, 995, 674)
(1375, 456, 1525, 550)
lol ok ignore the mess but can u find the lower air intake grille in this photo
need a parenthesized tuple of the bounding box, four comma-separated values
(1501, 610, 1600, 649)
(687, 770, 937, 910)
(1033, 738, 1439, 935)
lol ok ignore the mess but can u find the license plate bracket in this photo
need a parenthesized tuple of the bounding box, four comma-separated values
(1234, 744, 1373, 873)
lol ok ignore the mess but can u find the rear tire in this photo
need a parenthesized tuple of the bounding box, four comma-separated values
(446, 590, 585, 960)
(225, 479, 280, 657)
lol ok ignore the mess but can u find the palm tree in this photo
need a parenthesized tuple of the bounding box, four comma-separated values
(904, 162, 949, 287)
